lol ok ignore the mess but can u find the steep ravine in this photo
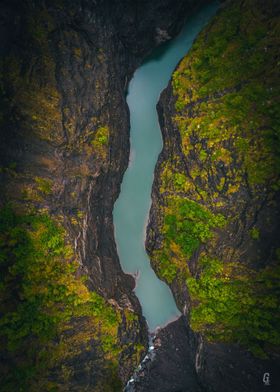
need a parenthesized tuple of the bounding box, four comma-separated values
(114, 1, 219, 334)
(0, 0, 212, 390)
(1, 0, 279, 391)
(146, 0, 280, 391)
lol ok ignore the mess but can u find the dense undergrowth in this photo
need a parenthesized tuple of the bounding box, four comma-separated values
(187, 257, 280, 358)
(150, 0, 280, 357)
(0, 205, 134, 390)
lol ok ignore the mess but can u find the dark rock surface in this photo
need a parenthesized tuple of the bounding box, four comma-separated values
(132, 316, 280, 392)
(197, 339, 280, 392)
(131, 316, 202, 392)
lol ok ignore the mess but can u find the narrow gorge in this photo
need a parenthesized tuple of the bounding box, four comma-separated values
(113, 1, 218, 333)
(0, 0, 279, 391)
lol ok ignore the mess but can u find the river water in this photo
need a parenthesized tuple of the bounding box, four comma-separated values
(113, 2, 219, 331)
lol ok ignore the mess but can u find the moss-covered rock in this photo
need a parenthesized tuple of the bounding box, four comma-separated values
(147, 0, 280, 359)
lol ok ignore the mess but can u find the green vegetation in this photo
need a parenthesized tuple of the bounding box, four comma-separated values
(150, 0, 280, 357)
(95, 126, 109, 145)
(163, 198, 225, 257)
(187, 257, 280, 358)
(250, 227, 260, 240)
(152, 198, 225, 283)
(90, 126, 110, 159)
(35, 177, 53, 195)
(0, 205, 140, 390)
(172, 0, 280, 189)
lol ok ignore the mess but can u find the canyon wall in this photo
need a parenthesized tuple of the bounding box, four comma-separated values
(1, 0, 279, 391)
(146, 0, 280, 391)
(0, 0, 210, 390)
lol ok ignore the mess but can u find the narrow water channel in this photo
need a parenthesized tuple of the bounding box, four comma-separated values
(113, 2, 219, 331)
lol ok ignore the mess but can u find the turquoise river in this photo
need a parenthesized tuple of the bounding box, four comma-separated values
(113, 2, 219, 331)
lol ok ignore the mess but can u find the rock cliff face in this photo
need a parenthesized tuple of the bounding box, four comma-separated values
(2, 0, 279, 391)
(0, 0, 211, 390)
(146, 0, 280, 391)
(130, 316, 202, 392)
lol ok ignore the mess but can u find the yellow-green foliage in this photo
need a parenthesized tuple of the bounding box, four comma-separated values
(172, 0, 280, 189)
(63, 117, 110, 168)
(90, 126, 110, 158)
(152, 198, 225, 283)
(35, 177, 53, 195)
(21, 177, 53, 203)
(0, 206, 127, 390)
(250, 227, 260, 240)
(187, 257, 280, 358)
